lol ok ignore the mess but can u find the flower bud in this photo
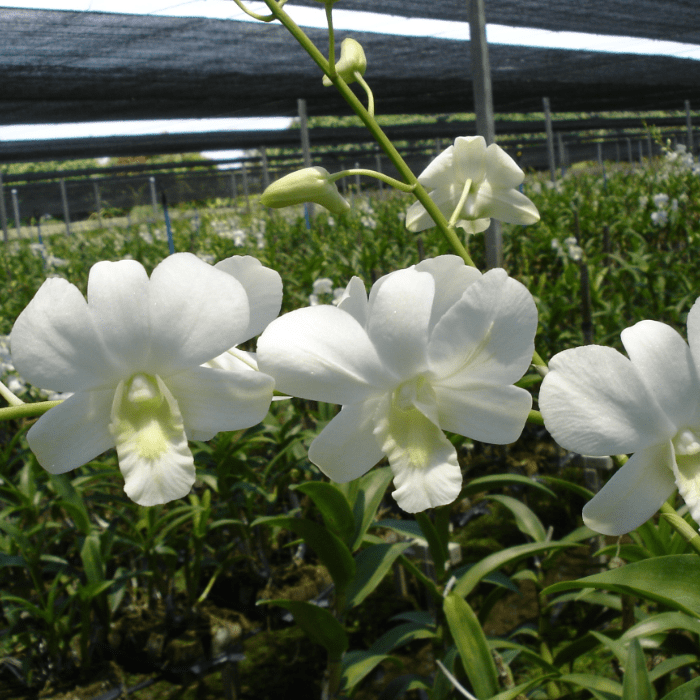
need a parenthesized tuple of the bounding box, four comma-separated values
(260, 167, 350, 215)
(323, 38, 367, 86)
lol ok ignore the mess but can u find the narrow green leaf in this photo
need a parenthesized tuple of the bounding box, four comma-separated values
(443, 593, 499, 699)
(50, 474, 91, 534)
(340, 651, 400, 693)
(484, 494, 547, 542)
(378, 674, 430, 700)
(292, 481, 355, 546)
(539, 475, 595, 500)
(258, 599, 348, 659)
(351, 466, 394, 551)
(649, 654, 698, 683)
(491, 675, 557, 700)
(543, 555, 700, 618)
(558, 672, 623, 698)
(346, 542, 412, 609)
(252, 515, 355, 594)
(462, 473, 557, 499)
(370, 621, 436, 655)
(622, 639, 653, 700)
(453, 541, 577, 598)
(373, 518, 423, 539)
(415, 512, 447, 577)
(660, 675, 700, 699)
(80, 530, 105, 586)
(621, 611, 700, 643)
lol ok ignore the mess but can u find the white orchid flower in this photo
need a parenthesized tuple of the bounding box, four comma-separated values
(405, 136, 540, 235)
(540, 302, 700, 535)
(257, 255, 537, 512)
(10, 253, 280, 506)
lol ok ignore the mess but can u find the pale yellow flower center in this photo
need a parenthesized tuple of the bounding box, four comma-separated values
(673, 428, 700, 457)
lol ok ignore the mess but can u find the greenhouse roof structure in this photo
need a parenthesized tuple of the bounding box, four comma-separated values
(2, 4, 700, 128)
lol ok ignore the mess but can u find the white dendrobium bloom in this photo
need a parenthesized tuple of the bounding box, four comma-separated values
(540, 302, 700, 535)
(257, 255, 537, 512)
(405, 136, 540, 235)
(10, 253, 278, 506)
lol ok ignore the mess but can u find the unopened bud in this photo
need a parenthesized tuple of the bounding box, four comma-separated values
(323, 38, 367, 87)
(260, 167, 350, 215)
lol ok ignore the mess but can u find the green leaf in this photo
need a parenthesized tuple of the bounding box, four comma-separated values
(622, 639, 653, 700)
(346, 542, 412, 609)
(378, 674, 430, 700)
(415, 512, 447, 578)
(443, 593, 499, 699)
(484, 494, 546, 542)
(350, 466, 394, 551)
(340, 651, 400, 693)
(258, 599, 348, 659)
(373, 518, 423, 539)
(660, 675, 700, 699)
(370, 621, 437, 655)
(462, 473, 556, 499)
(453, 541, 578, 598)
(491, 676, 557, 700)
(50, 474, 91, 534)
(543, 555, 700, 618)
(252, 515, 355, 595)
(558, 672, 623, 698)
(539, 475, 595, 500)
(649, 654, 698, 683)
(292, 481, 355, 545)
(80, 530, 105, 586)
(621, 611, 700, 642)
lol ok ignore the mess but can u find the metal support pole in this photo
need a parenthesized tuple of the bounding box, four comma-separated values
(149, 176, 158, 219)
(11, 189, 21, 238)
(468, 0, 501, 268)
(626, 137, 632, 163)
(0, 172, 8, 243)
(298, 98, 314, 221)
(92, 178, 103, 227)
(543, 97, 556, 183)
(260, 146, 270, 189)
(242, 164, 250, 215)
(686, 100, 695, 154)
(59, 179, 71, 235)
(230, 172, 238, 200)
(557, 132, 566, 172)
(597, 142, 603, 168)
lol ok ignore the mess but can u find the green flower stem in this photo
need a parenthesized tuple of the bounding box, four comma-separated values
(354, 71, 375, 117)
(260, 0, 475, 268)
(230, 0, 284, 22)
(330, 169, 417, 193)
(531, 350, 549, 377)
(527, 409, 544, 426)
(0, 379, 24, 407)
(448, 178, 473, 228)
(659, 502, 700, 556)
(0, 400, 62, 421)
(325, 3, 336, 78)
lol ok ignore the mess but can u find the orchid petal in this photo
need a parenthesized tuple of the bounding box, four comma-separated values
(428, 269, 536, 385)
(11, 278, 115, 392)
(473, 184, 540, 225)
(309, 397, 385, 483)
(110, 374, 195, 506)
(26, 388, 115, 472)
(87, 259, 152, 376)
(257, 305, 390, 404)
(336, 276, 368, 327)
(414, 256, 482, 333)
(166, 366, 274, 435)
(685, 296, 700, 369)
(417, 144, 456, 190)
(582, 442, 676, 535)
(373, 393, 461, 512)
(483, 142, 525, 189)
(540, 345, 674, 456)
(622, 320, 700, 430)
(367, 268, 434, 379)
(674, 451, 700, 527)
(434, 383, 531, 444)
(453, 136, 487, 183)
(147, 253, 250, 374)
(215, 255, 282, 339)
